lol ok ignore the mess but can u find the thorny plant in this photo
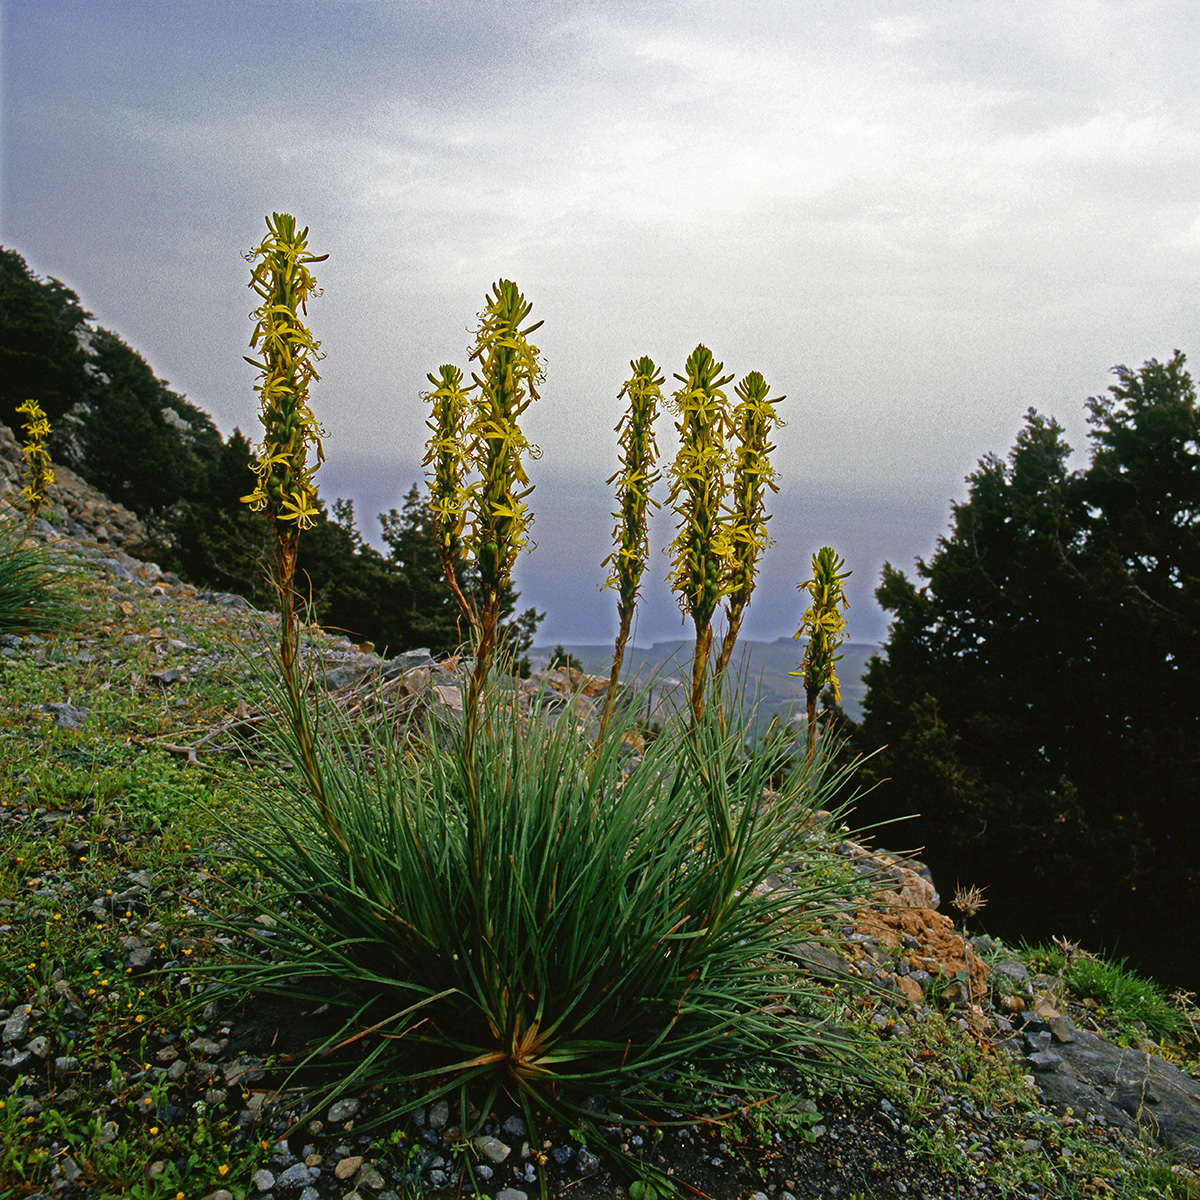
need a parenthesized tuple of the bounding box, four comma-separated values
(599, 356, 664, 740)
(793, 546, 852, 762)
(15, 398, 53, 537)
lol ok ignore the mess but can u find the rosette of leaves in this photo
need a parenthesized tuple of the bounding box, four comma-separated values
(713, 371, 784, 691)
(15, 398, 53, 535)
(793, 546, 851, 761)
(215, 654, 866, 1188)
(665, 344, 734, 724)
(599, 356, 663, 738)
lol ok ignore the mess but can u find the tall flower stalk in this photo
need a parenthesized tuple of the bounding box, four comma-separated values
(793, 546, 852, 763)
(461, 279, 543, 695)
(15, 399, 53, 538)
(239, 213, 339, 844)
(712, 371, 784, 695)
(599, 357, 663, 740)
(666, 345, 734, 725)
(422, 363, 475, 637)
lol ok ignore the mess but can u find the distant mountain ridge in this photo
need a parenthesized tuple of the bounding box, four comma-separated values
(529, 638, 877, 728)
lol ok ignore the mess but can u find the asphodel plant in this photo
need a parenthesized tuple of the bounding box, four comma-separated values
(599, 357, 663, 740)
(712, 371, 784, 692)
(462, 280, 543, 692)
(422, 363, 475, 634)
(15, 399, 53, 537)
(239, 213, 340, 843)
(424, 280, 542, 699)
(665, 345, 734, 725)
(793, 546, 852, 763)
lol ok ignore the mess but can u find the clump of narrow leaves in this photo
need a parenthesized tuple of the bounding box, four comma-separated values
(218, 651, 863, 1176)
(0, 518, 76, 635)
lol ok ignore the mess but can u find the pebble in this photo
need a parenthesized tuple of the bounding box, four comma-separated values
(274, 1163, 314, 1189)
(356, 1165, 385, 1190)
(327, 1097, 361, 1122)
(473, 1134, 511, 1164)
(334, 1156, 363, 1180)
(2, 1007, 29, 1044)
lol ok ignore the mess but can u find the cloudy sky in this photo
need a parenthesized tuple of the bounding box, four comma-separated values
(4, 0, 1198, 646)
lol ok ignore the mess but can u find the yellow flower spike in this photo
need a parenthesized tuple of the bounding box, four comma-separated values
(15, 399, 54, 534)
(792, 546, 852, 763)
(599, 356, 664, 740)
(665, 344, 735, 725)
(241, 212, 345, 855)
(713, 371, 785, 692)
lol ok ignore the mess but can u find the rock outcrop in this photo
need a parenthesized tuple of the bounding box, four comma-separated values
(0, 421, 147, 549)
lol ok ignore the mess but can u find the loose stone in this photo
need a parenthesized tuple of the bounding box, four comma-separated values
(328, 1097, 361, 1123)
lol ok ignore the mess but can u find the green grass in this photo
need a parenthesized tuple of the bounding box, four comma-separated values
(1025, 942, 1187, 1044)
(0, 516, 78, 635)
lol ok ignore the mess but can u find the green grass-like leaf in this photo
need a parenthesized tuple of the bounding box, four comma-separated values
(211, 640, 868, 1141)
(0, 518, 78, 635)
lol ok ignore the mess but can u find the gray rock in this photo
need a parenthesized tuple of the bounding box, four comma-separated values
(2, 1007, 29, 1044)
(1028, 1049, 1063, 1070)
(1048, 1014, 1078, 1043)
(327, 1097, 360, 1123)
(427, 1098, 449, 1130)
(382, 649, 433, 678)
(472, 1134, 511, 1164)
(42, 702, 90, 729)
(274, 1163, 314, 1189)
(1003, 1026, 1200, 1155)
(501, 1114, 528, 1139)
(576, 1148, 600, 1175)
(495, 1190, 529, 1200)
(298, 1190, 321, 1200)
(787, 941, 853, 981)
(27, 1035, 50, 1059)
(252, 1169, 275, 1192)
(356, 1165, 385, 1190)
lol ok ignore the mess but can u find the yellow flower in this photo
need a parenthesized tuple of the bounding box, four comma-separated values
(218, 1164, 230, 1177)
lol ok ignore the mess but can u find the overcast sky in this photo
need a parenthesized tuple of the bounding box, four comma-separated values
(4, 0, 1198, 646)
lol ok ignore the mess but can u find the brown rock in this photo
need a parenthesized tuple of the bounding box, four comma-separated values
(335, 1155, 364, 1180)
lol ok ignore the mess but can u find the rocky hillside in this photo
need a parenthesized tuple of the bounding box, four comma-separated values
(2, 430, 1199, 1198)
